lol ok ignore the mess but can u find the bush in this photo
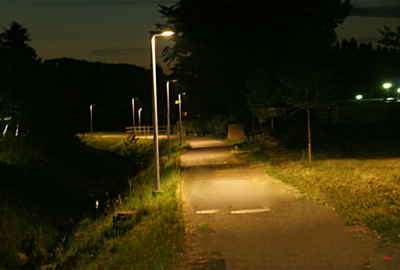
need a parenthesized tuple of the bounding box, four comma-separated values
(183, 115, 231, 137)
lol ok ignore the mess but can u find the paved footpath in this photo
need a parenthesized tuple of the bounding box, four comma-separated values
(176, 138, 400, 269)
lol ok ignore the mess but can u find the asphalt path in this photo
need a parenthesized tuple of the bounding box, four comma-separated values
(177, 137, 399, 269)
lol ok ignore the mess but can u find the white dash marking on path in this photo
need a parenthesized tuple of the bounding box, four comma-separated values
(230, 208, 271, 214)
(196, 209, 220, 214)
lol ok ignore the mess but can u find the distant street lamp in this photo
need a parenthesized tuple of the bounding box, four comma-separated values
(178, 92, 186, 146)
(90, 104, 95, 139)
(166, 79, 178, 160)
(138, 108, 142, 127)
(397, 88, 400, 93)
(383, 83, 392, 96)
(132, 98, 138, 134)
(356, 95, 363, 100)
(150, 30, 174, 194)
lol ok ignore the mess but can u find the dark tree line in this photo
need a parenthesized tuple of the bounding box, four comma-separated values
(0, 22, 41, 134)
(42, 58, 153, 133)
(157, 1, 400, 160)
(157, 1, 400, 122)
(0, 22, 161, 145)
(334, 37, 400, 100)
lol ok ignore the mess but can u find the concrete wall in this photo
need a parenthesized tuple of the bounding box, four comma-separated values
(228, 124, 246, 141)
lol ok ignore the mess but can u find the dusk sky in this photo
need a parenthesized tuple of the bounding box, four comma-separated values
(1, 0, 399, 73)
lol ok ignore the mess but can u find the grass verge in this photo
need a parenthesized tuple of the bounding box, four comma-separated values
(236, 142, 400, 244)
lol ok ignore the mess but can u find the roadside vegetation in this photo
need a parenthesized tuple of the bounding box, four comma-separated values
(0, 134, 188, 269)
(53, 135, 188, 269)
(236, 142, 400, 244)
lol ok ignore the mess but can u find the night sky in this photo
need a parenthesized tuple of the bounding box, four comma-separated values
(0, 0, 399, 73)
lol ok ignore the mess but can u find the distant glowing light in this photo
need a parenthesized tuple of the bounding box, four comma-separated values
(387, 97, 394, 101)
(383, 83, 392, 89)
(397, 88, 400, 93)
(356, 95, 363, 100)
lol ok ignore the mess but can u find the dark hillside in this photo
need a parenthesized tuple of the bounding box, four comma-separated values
(42, 58, 153, 133)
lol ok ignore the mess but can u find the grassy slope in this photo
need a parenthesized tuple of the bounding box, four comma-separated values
(237, 142, 400, 243)
(54, 137, 188, 269)
(0, 134, 187, 269)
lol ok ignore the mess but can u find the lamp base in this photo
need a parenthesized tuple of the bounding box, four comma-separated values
(152, 190, 165, 196)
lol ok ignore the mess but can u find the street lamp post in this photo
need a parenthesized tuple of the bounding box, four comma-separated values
(166, 80, 178, 160)
(150, 30, 174, 194)
(178, 92, 186, 146)
(90, 104, 94, 139)
(138, 108, 142, 127)
(132, 98, 137, 134)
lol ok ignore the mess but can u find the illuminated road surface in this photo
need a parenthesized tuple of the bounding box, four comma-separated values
(178, 138, 393, 269)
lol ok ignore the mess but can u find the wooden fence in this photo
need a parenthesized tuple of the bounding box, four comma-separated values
(248, 129, 268, 143)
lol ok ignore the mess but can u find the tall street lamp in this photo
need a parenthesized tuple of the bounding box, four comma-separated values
(166, 79, 178, 160)
(132, 98, 137, 134)
(90, 104, 95, 139)
(178, 92, 186, 146)
(150, 30, 174, 194)
(138, 108, 142, 127)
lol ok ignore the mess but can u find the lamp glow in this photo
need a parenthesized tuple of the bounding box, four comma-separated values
(397, 88, 400, 93)
(383, 83, 392, 89)
(356, 95, 363, 100)
(161, 31, 174, 36)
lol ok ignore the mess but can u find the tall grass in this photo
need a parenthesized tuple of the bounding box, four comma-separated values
(238, 142, 400, 243)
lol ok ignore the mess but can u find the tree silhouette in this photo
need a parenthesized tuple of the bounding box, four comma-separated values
(245, 67, 279, 125)
(378, 24, 400, 50)
(0, 21, 37, 61)
(158, 1, 351, 122)
(278, 33, 336, 162)
(0, 22, 39, 124)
